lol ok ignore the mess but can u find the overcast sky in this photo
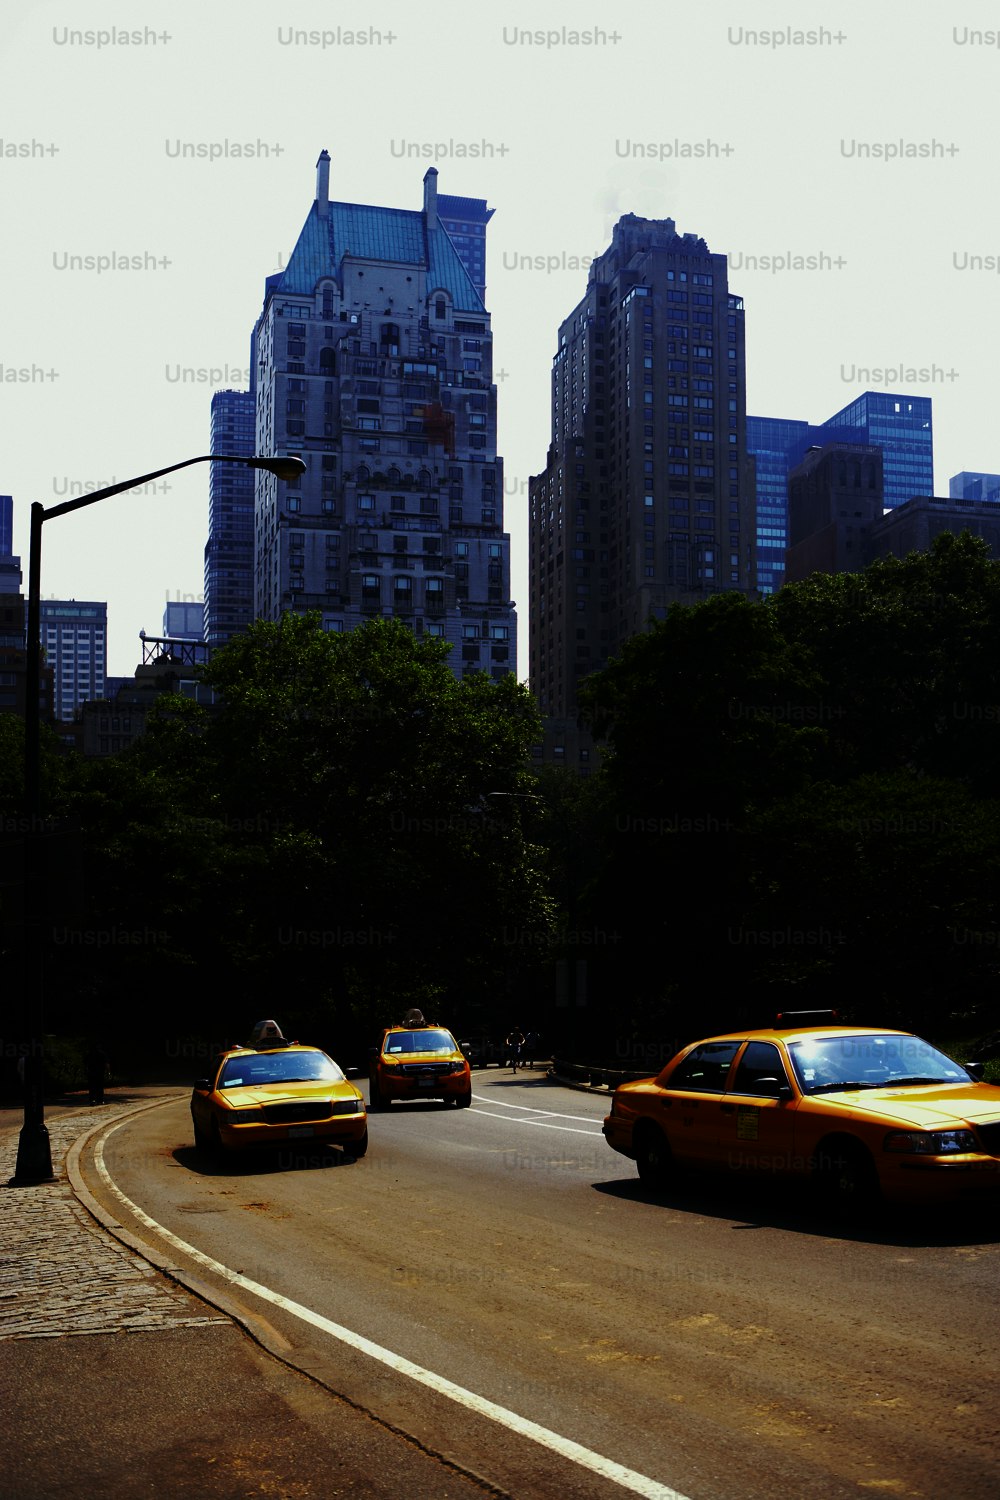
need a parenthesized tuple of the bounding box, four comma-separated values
(2, 0, 996, 675)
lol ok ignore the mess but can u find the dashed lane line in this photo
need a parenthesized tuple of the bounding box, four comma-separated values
(93, 1118, 689, 1500)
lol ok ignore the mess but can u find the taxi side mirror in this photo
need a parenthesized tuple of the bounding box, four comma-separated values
(966, 1061, 985, 1081)
(193, 1078, 211, 1091)
(756, 1077, 793, 1100)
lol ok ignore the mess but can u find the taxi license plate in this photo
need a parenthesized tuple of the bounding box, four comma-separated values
(288, 1125, 315, 1138)
(417, 1078, 435, 1088)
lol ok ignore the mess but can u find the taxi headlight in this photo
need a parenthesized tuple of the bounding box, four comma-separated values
(229, 1107, 264, 1122)
(884, 1129, 979, 1155)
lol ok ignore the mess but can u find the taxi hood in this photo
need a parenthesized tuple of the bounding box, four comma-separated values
(815, 1082, 1000, 1131)
(220, 1080, 358, 1108)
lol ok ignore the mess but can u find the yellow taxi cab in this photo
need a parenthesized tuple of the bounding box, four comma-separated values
(369, 1009, 472, 1110)
(191, 1020, 367, 1158)
(602, 1012, 1000, 1211)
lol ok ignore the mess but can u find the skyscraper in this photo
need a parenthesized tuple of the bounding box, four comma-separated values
(203, 388, 255, 648)
(822, 392, 933, 512)
(748, 393, 934, 594)
(529, 214, 754, 718)
(39, 599, 106, 721)
(250, 154, 515, 679)
(950, 471, 1000, 503)
(0, 493, 20, 592)
(438, 194, 494, 303)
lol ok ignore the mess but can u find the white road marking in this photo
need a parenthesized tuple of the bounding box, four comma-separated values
(471, 1094, 605, 1124)
(470, 1107, 601, 1136)
(94, 1122, 689, 1500)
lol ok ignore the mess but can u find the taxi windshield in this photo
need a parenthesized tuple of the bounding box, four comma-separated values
(218, 1050, 345, 1088)
(384, 1029, 457, 1055)
(786, 1034, 971, 1095)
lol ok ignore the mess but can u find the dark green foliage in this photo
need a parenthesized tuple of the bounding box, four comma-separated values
(4, 615, 552, 1058)
(573, 534, 1000, 1047)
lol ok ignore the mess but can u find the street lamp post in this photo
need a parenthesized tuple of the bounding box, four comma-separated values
(11, 452, 305, 1185)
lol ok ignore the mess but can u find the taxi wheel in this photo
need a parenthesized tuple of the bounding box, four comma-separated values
(192, 1115, 210, 1154)
(368, 1083, 383, 1111)
(209, 1118, 229, 1159)
(456, 1090, 472, 1108)
(815, 1140, 879, 1215)
(347, 1127, 368, 1159)
(635, 1124, 673, 1188)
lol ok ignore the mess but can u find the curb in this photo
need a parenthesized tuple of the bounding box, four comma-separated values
(66, 1094, 511, 1497)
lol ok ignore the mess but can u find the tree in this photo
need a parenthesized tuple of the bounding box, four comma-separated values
(105, 614, 556, 1047)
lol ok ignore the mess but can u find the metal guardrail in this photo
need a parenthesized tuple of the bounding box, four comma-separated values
(551, 1058, 655, 1091)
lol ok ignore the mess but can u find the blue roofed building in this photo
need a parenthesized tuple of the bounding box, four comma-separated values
(251, 153, 515, 679)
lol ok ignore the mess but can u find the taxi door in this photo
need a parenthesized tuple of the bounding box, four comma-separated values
(658, 1040, 743, 1167)
(716, 1040, 798, 1177)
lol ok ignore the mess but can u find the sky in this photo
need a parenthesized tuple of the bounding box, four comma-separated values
(1, 0, 997, 676)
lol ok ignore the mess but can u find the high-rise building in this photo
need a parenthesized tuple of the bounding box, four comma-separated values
(0, 494, 21, 593)
(748, 393, 934, 594)
(39, 599, 106, 721)
(438, 194, 494, 303)
(949, 470, 1000, 503)
(529, 214, 754, 718)
(250, 154, 515, 679)
(203, 388, 255, 648)
(821, 392, 933, 512)
(0, 494, 13, 556)
(162, 600, 206, 641)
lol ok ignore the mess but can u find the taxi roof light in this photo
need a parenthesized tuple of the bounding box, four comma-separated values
(774, 1009, 841, 1029)
(245, 1018, 297, 1050)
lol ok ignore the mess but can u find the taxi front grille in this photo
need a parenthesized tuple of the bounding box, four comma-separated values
(263, 1101, 331, 1124)
(975, 1120, 1000, 1156)
(400, 1064, 449, 1077)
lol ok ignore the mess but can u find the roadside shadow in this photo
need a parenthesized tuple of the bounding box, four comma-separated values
(477, 1073, 566, 1089)
(174, 1144, 364, 1177)
(591, 1175, 1000, 1249)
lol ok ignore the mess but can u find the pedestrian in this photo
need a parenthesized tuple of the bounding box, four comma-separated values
(506, 1027, 525, 1073)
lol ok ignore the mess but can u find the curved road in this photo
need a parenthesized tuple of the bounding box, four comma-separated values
(80, 1070, 1000, 1500)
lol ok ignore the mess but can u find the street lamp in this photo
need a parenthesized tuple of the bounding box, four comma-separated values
(11, 452, 305, 1185)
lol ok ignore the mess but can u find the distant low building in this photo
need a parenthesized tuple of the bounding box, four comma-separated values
(79, 634, 217, 756)
(785, 443, 884, 584)
(868, 494, 1000, 562)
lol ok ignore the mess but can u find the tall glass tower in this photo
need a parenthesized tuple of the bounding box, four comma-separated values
(203, 388, 255, 648)
(822, 392, 933, 512)
(748, 392, 934, 594)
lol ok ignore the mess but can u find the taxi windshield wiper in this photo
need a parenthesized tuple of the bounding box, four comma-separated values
(808, 1080, 882, 1094)
(883, 1075, 955, 1087)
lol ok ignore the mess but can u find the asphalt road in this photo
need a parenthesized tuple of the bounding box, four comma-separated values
(81, 1070, 1000, 1500)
